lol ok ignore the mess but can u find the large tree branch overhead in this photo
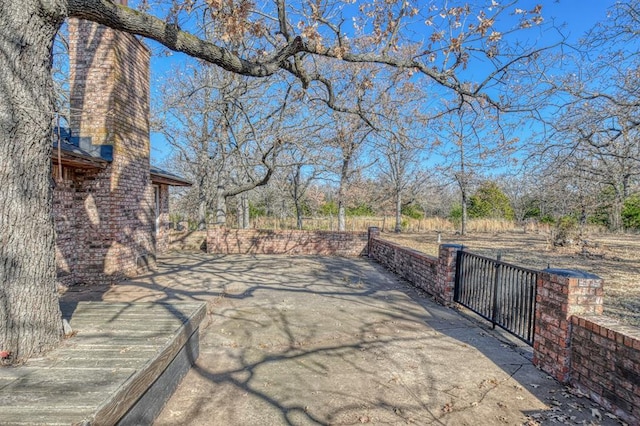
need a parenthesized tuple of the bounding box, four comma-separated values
(68, 0, 304, 77)
(67, 0, 552, 112)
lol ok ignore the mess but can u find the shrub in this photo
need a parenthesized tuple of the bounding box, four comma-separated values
(347, 204, 375, 217)
(320, 200, 338, 216)
(622, 194, 640, 230)
(552, 216, 579, 246)
(401, 203, 424, 219)
(169, 213, 183, 225)
(249, 202, 266, 219)
(540, 215, 555, 225)
(449, 204, 463, 220)
(468, 182, 515, 220)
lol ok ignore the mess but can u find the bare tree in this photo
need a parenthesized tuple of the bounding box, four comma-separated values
(326, 116, 374, 231)
(362, 72, 430, 232)
(285, 148, 326, 229)
(157, 65, 302, 228)
(536, 1, 640, 231)
(435, 99, 518, 234)
(372, 128, 427, 232)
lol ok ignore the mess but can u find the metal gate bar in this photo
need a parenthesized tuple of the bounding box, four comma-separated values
(454, 250, 538, 346)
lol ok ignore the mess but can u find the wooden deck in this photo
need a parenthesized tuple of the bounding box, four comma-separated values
(0, 301, 206, 425)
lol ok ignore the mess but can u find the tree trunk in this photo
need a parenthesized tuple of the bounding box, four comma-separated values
(0, 1, 64, 363)
(197, 197, 207, 230)
(610, 190, 623, 232)
(338, 155, 350, 232)
(394, 191, 402, 233)
(338, 200, 346, 232)
(461, 189, 468, 236)
(215, 187, 227, 226)
(293, 167, 303, 230)
(238, 193, 250, 229)
(295, 205, 303, 230)
(459, 138, 467, 235)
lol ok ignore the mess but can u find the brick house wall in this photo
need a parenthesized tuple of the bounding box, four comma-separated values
(155, 184, 171, 254)
(53, 165, 77, 286)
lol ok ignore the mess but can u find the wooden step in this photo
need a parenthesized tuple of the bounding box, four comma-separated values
(0, 301, 206, 425)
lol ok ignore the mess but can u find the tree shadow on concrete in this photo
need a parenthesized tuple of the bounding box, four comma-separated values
(67, 253, 618, 425)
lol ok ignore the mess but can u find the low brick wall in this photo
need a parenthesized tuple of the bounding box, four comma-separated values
(570, 316, 640, 422)
(369, 238, 437, 287)
(367, 228, 460, 305)
(207, 228, 368, 256)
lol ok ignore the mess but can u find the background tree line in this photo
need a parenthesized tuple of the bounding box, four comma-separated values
(156, 4, 638, 235)
(155, 2, 640, 235)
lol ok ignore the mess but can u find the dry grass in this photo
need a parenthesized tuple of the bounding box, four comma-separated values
(249, 216, 542, 233)
(382, 230, 640, 327)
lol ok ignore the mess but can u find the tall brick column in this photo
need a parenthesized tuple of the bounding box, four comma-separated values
(435, 244, 463, 306)
(66, 15, 155, 283)
(533, 268, 603, 383)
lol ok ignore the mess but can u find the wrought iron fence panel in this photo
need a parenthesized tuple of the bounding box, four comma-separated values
(454, 250, 538, 345)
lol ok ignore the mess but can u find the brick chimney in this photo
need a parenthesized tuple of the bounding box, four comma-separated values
(66, 11, 156, 283)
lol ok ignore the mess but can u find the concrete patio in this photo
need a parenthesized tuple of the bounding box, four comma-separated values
(65, 253, 618, 425)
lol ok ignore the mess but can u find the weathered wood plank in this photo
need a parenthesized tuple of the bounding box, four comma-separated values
(13, 356, 148, 370)
(0, 302, 206, 426)
(0, 407, 95, 425)
(0, 368, 134, 393)
(61, 302, 204, 318)
(71, 330, 180, 338)
(32, 347, 159, 359)
(59, 335, 171, 346)
(65, 319, 191, 329)
(0, 390, 107, 406)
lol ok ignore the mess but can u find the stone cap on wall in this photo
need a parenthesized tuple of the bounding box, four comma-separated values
(441, 244, 464, 250)
(543, 268, 601, 279)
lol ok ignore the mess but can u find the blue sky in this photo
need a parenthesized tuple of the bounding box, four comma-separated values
(546, 0, 611, 40)
(147, 0, 617, 165)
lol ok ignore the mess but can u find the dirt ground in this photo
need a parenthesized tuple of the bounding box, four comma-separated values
(382, 230, 640, 327)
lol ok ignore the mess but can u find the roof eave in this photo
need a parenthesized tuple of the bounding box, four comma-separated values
(150, 173, 192, 187)
(51, 151, 109, 169)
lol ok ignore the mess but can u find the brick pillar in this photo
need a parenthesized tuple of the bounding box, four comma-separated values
(368, 227, 380, 257)
(436, 244, 463, 306)
(533, 268, 603, 383)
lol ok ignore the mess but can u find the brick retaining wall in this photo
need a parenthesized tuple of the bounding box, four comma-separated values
(367, 228, 459, 305)
(366, 230, 639, 423)
(207, 228, 368, 256)
(533, 269, 604, 383)
(570, 316, 640, 422)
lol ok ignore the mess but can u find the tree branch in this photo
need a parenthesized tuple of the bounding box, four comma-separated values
(68, 0, 304, 77)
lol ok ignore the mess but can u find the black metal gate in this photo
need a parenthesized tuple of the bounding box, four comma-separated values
(454, 250, 538, 345)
